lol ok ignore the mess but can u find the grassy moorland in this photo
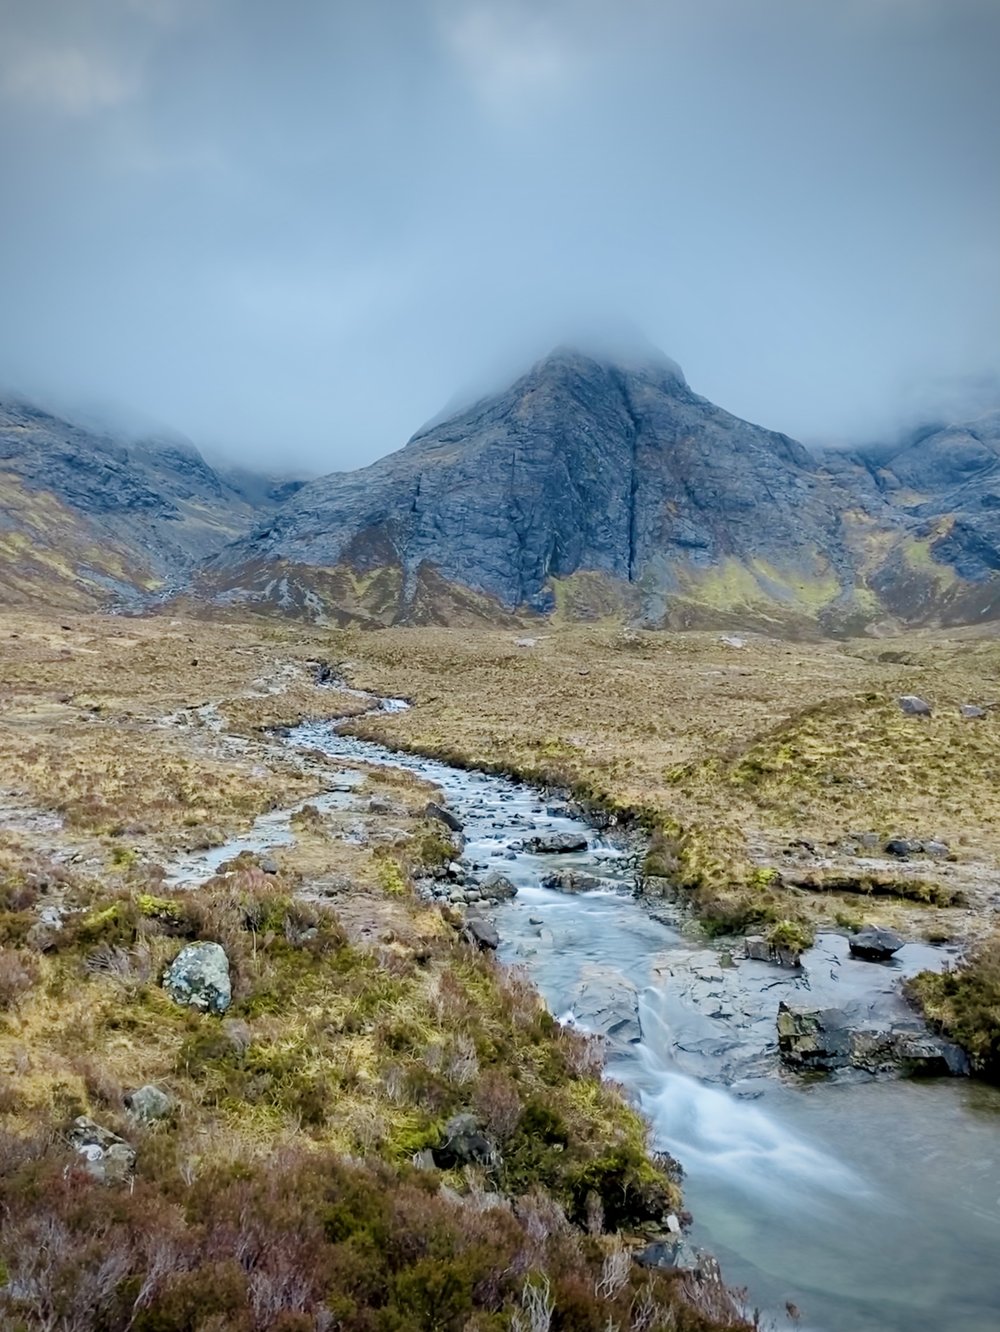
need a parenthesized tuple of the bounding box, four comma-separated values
(0, 610, 751, 1331)
(3, 605, 1000, 1327)
(343, 622, 1000, 946)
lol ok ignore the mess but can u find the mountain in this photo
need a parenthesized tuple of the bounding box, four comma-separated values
(822, 410, 1000, 625)
(0, 399, 297, 609)
(7, 352, 1000, 632)
(199, 348, 900, 631)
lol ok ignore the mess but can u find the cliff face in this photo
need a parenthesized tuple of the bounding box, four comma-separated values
(204, 349, 887, 629)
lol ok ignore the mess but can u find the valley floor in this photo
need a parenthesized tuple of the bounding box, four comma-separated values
(1, 608, 999, 1328)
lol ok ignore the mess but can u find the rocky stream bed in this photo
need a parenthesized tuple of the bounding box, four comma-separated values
(166, 687, 1000, 1332)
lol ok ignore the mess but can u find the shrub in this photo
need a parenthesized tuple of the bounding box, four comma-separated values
(907, 933, 1000, 1078)
(0, 946, 38, 1008)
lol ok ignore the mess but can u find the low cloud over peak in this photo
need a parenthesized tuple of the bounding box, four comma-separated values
(0, 0, 997, 470)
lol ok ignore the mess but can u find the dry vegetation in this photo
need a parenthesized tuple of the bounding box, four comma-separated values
(0, 609, 757, 1330)
(3, 604, 1000, 1327)
(334, 622, 1000, 944)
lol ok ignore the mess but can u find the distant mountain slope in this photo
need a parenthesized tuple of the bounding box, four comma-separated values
(200, 348, 899, 631)
(0, 399, 296, 609)
(821, 411, 1000, 624)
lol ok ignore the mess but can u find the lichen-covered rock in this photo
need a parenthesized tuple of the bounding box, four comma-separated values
(776, 1003, 853, 1070)
(125, 1084, 174, 1121)
(69, 1116, 136, 1183)
(163, 941, 232, 1014)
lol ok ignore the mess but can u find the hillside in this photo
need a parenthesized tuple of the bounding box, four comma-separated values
(0, 400, 300, 609)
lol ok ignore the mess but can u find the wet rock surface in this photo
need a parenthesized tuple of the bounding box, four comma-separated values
(523, 831, 589, 854)
(777, 1001, 970, 1076)
(848, 926, 904, 960)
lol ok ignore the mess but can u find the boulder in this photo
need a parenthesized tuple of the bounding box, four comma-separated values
(897, 695, 932, 716)
(163, 941, 232, 1014)
(539, 869, 605, 893)
(69, 1116, 136, 1184)
(776, 1003, 853, 1070)
(463, 916, 499, 951)
(479, 872, 518, 901)
(848, 927, 904, 961)
(433, 1113, 495, 1168)
(525, 832, 588, 854)
(425, 801, 463, 833)
(124, 1085, 173, 1121)
(850, 1026, 970, 1077)
(923, 840, 950, 857)
(885, 837, 921, 857)
(960, 704, 985, 719)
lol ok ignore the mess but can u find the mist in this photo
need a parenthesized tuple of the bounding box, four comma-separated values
(0, 0, 997, 471)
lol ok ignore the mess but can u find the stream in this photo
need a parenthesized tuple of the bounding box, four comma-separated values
(173, 695, 1000, 1330)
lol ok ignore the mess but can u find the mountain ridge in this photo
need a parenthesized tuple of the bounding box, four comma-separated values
(4, 349, 1000, 633)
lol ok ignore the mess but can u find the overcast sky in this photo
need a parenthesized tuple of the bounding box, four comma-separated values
(0, 0, 997, 471)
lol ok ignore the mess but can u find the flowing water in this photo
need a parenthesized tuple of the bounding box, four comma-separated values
(179, 698, 1000, 1330)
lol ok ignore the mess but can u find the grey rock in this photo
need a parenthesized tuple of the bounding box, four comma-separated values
(923, 840, 950, 857)
(960, 704, 986, 719)
(570, 969, 641, 1046)
(433, 1113, 495, 1168)
(776, 1002, 854, 1070)
(425, 801, 464, 833)
(163, 941, 232, 1014)
(525, 832, 589, 854)
(848, 927, 904, 960)
(258, 856, 279, 875)
(885, 837, 922, 857)
(463, 916, 499, 951)
(539, 869, 605, 893)
(744, 936, 772, 961)
(69, 1116, 136, 1183)
(125, 1084, 174, 1121)
(479, 871, 518, 901)
(897, 695, 932, 716)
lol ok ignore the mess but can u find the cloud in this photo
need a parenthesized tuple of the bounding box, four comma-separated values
(435, 0, 585, 115)
(1, 40, 140, 114)
(0, 0, 996, 468)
